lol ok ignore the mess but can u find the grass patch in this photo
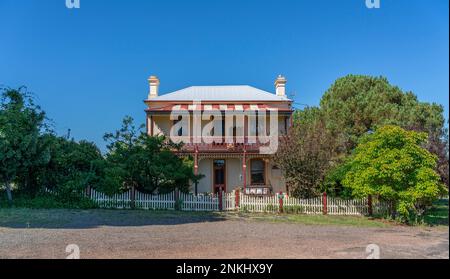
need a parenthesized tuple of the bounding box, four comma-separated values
(231, 212, 392, 228)
(423, 199, 448, 227)
(0, 208, 223, 228)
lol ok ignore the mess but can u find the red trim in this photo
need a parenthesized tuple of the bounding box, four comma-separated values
(279, 192, 284, 213)
(242, 148, 247, 189)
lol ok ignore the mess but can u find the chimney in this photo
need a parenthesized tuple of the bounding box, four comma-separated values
(274, 75, 287, 97)
(148, 75, 160, 99)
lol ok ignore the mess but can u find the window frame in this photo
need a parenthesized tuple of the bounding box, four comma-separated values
(250, 159, 266, 185)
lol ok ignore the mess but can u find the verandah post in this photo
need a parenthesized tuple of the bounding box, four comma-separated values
(322, 192, 328, 215)
(194, 145, 199, 195)
(242, 149, 247, 191)
(368, 194, 373, 216)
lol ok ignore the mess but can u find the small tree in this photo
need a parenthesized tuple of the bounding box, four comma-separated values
(275, 108, 337, 198)
(342, 125, 447, 222)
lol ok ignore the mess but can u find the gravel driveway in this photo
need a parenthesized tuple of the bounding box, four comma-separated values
(0, 210, 448, 259)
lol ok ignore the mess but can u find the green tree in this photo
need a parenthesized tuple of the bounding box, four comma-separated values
(320, 75, 448, 186)
(103, 116, 198, 194)
(38, 135, 105, 199)
(0, 88, 48, 203)
(342, 125, 446, 222)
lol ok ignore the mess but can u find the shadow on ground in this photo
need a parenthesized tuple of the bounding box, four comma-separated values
(0, 208, 227, 229)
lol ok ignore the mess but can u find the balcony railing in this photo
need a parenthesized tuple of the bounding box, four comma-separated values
(174, 136, 282, 153)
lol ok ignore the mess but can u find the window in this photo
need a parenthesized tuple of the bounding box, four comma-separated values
(173, 116, 182, 136)
(251, 159, 265, 185)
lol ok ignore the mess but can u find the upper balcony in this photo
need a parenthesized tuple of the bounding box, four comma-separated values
(174, 136, 284, 154)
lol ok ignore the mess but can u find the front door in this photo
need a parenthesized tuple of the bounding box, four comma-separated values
(213, 160, 226, 193)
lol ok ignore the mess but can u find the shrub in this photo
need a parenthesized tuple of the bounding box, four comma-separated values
(342, 125, 447, 223)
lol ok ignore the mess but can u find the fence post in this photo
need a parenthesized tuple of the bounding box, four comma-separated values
(85, 185, 91, 198)
(368, 195, 373, 216)
(174, 188, 180, 210)
(322, 192, 328, 215)
(131, 186, 136, 209)
(278, 192, 284, 213)
(219, 190, 223, 211)
(235, 189, 240, 210)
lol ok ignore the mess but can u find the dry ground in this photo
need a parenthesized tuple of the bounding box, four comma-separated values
(0, 209, 448, 259)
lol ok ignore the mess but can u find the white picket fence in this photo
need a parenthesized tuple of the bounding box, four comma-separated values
(87, 188, 387, 216)
(90, 189, 132, 209)
(239, 194, 279, 213)
(179, 192, 219, 211)
(283, 196, 324, 214)
(135, 190, 175, 210)
(327, 197, 369, 215)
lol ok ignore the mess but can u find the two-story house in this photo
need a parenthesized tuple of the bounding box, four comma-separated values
(144, 75, 293, 195)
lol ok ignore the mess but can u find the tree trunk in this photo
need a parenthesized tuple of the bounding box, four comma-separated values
(5, 181, 13, 205)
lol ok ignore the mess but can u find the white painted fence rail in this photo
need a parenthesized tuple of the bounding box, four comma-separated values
(135, 191, 175, 210)
(90, 189, 132, 209)
(180, 192, 219, 211)
(239, 194, 279, 213)
(283, 196, 323, 214)
(87, 188, 388, 216)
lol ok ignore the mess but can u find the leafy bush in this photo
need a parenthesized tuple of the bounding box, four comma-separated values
(342, 125, 447, 223)
(0, 190, 97, 209)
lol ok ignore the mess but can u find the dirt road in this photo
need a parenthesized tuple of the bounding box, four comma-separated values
(0, 210, 447, 259)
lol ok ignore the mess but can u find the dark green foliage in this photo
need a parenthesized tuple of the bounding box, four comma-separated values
(37, 135, 104, 197)
(321, 162, 353, 198)
(103, 116, 199, 194)
(0, 190, 97, 209)
(280, 75, 448, 200)
(0, 87, 49, 203)
(1, 87, 198, 208)
(320, 75, 448, 187)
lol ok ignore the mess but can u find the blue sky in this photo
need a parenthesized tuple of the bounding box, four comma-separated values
(0, 0, 448, 151)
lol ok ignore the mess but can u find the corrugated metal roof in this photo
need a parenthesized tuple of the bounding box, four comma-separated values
(149, 85, 290, 101)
